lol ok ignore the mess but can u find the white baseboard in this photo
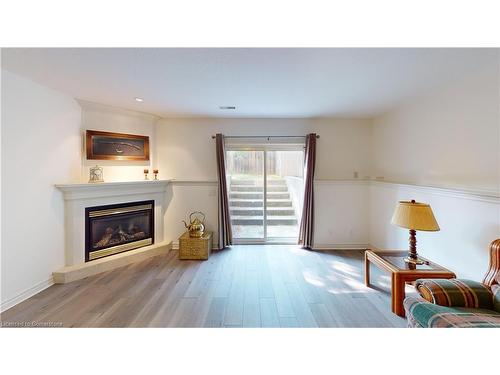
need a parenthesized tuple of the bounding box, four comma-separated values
(1, 277, 54, 313)
(172, 240, 368, 251)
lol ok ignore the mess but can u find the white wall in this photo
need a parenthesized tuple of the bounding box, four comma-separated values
(314, 181, 369, 248)
(164, 182, 219, 248)
(369, 58, 500, 280)
(157, 117, 372, 181)
(1, 70, 82, 310)
(156, 117, 373, 246)
(371, 61, 499, 191)
(80, 101, 159, 183)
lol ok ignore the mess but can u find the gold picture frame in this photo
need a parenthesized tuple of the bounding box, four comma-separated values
(86, 130, 150, 161)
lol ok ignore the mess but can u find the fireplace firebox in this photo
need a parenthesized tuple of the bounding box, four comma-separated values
(85, 200, 154, 261)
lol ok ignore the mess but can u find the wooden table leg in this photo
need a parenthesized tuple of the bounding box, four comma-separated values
(364, 252, 370, 286)
(391, 273, 406, 317)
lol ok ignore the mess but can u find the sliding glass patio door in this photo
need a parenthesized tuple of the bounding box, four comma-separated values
(226, 145, 304, 244)
(226, 150, 265, 240)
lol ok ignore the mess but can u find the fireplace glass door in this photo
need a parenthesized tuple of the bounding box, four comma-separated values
(85, 200, 154, 261)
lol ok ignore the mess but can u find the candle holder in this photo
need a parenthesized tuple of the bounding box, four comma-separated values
(153, 169, 159, 180)
(144, 169, 149, 180)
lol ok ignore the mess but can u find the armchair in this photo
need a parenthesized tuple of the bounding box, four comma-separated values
(404, 239, 500, 328)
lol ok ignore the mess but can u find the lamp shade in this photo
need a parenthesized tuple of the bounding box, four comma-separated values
(391, 200, 440, 231)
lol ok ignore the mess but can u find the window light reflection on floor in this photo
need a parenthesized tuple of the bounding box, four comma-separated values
(302, 270, 325, 287)
(327, 260, 360, 278)
(324, 272, 377, 294)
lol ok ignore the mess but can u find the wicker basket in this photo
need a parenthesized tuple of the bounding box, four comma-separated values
(178, 231, 212, 260)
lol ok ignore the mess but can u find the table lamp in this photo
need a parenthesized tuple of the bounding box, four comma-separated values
(391, 200, 440, 264)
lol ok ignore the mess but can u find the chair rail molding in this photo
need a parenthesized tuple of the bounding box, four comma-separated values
(369, 180, 500, 204)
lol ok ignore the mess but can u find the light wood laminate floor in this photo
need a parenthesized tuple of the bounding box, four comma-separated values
(1, 246, 409, 327)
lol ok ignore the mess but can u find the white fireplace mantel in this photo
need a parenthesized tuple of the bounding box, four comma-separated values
(55, 180, 171, 200)
(55, 180, 171, 268)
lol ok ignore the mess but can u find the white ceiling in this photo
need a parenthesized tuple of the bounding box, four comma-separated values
(2, 48, 496, 118)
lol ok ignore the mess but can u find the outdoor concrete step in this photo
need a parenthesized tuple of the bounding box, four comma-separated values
(231, 216, 297, 225)
(267, 192, 290, 199)
(230, 192, 263, 199)
(230, 186, 263, 192)
(229, 199, 292, 207)
(230, 199, 263, 207)
(230, 207, 296, 216)
(230, 179, 286, 186)
(267, 179, 287, 186)
(231, 208, 263, 216)
(229, 179, 256, 186)
(267, 217, 298, 225)
(268, 185, 288, 192)
(230, 185, 288, 192)
(267, 199, 293, 207)
(230, 192, 290, 199)
(268, 208, 296, 215)
(231, 216, 263, 225)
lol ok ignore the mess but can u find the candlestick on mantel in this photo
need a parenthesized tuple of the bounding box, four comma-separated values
(144, 169, 149, 180)
(153, 169, 159, 180)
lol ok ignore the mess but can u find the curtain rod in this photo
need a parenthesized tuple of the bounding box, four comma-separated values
(211, 135, 319, 139)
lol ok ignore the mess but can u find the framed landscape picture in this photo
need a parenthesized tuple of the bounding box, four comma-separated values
(86, 130, 150, 161)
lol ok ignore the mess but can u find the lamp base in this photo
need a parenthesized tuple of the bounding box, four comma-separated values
(404, 256, 426, 265)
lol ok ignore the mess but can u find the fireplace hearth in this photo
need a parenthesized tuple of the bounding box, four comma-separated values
(85, 200, 154, 261)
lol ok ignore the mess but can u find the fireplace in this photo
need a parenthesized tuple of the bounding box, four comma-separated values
(85, 200, 154, 261)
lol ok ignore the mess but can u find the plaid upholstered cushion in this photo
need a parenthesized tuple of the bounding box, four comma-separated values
(493, 284, 500, 312)
(416, 279, 493, 309)
(404, 296, 500, 328)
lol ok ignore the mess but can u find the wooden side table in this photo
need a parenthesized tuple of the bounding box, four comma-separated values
(365, 250, 456, 317)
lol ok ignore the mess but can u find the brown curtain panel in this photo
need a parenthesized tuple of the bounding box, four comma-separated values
(215, 133, 232, 249)
(298, 133, 317, 249)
